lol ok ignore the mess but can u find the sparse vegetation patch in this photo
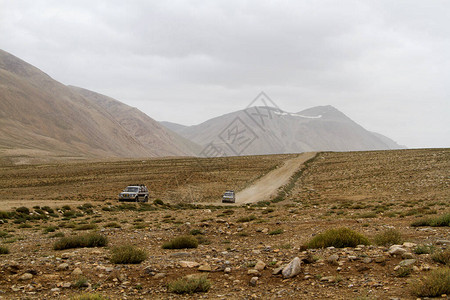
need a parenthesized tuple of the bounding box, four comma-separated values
(53, 233, 108, 250)
(168, 275, 211, 294)
(162, 235, 198, 249)
(411, 213, 450, 227)
(306, 227, 370, 248)
(373, 228, 402, 246)
(411, 267, 450, 297)
(110, 245, 147, 264)
(0, 245, 9, 254)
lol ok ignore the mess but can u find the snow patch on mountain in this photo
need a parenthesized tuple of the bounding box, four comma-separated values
(274, 110, 322, 119)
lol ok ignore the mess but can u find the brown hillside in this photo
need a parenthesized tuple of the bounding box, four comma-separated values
(69, 86, 201, 157)
(0, 49, 198, 164)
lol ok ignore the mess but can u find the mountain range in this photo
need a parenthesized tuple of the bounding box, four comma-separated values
(0, 49, 404, 164)
(161, 105, 404, 156)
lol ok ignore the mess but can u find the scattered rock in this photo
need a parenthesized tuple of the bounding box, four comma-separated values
(401, 252, 414, 259)
(327, 254, 339, 265)
(272, 266, 284, 275)
(254, 260, 266, 271)
(198, 264, 212, 272)
(398, 259, 416, 267)
(282, 257, 302, 279)
(61, 253, 75, 259)
(247, 269, 260, 276)
(224, 267, 231, 273)
(388, 245, 407, 256)
(320, 276, 336, 283)
(402, 242, 417, 248)
(72, 268, 83, 276)
(42, 274, 59, 281)
(57, 263, 69, 271)
(179, 261, 200, 268)
(362, 257, 372, 264)
(249, 277, 258, 286)
(153, 273, 166, 279)
(19, 273, 33, 281)
(375, 257, 387, 264)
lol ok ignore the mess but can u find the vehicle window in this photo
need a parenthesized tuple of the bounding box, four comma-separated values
(125, 187, 139, 192)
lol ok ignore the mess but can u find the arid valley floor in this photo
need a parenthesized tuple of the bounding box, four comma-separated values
(0, 149, 449, 299)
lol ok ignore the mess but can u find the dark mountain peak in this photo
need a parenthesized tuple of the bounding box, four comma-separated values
(298, 105, 350, 120)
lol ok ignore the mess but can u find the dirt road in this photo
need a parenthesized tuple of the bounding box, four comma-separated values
(234, 152, 316, 204)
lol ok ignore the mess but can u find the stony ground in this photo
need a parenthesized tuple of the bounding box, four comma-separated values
(0, 149, 449, 299)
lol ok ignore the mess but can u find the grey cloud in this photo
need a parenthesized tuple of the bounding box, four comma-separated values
(0, 0, 448, 148)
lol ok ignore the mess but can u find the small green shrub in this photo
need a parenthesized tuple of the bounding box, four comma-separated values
(189, 229, 203, 236)
(74, 224, 97, 231)
(359, 212, 377, 218)
(168, 275, 210, 294)
(411, 213, 450, 227)
(42, 206, 54, 214)
(133, 222, 146, 229)
(0, 210, 12, 219)
(395, 266, 413, 277)
(0, 230, 8, 238)
(195, 235, 211, 245)
(374, 229, 402, 246)
(71, 293, 108, 300)
(110, 245, 147, 264)
(18, 223, 33, 229)
(268, 229, 283, 235)
(306, 227, 370, 249)
(16, 206, 30, 214)
(414, 244, 434, 255)
(432, 249, 450, 265)
(153, 199, 164, 205)
(0, 245, 10, 254)
(43, 226, 58, 233)
(73, 276, 89, 288)
(411, 267, 450, 297)
(63, 210, 76, 218)
(237, 215, 256, 223)
(53, 233, 108, 250)
(117, 203, 137, 211)
(104, 222, 121, 228)
(162, 235, 198, 249)
(50, 232, 65, 238)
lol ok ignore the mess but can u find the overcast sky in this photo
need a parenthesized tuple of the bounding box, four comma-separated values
(1, 0, 449, 148)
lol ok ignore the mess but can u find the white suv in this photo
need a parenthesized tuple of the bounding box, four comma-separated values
(118, 185, 149, 202)
(222, 190, 235, 203)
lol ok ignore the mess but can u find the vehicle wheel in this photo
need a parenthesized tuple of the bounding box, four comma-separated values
(144, 196, 148, 203)
(135, 196, 139, 202)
